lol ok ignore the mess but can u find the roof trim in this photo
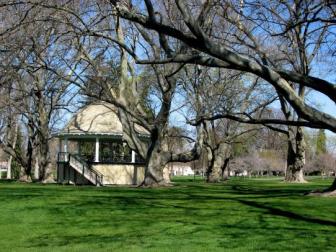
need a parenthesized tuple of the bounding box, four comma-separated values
(54, 132, 150, 139)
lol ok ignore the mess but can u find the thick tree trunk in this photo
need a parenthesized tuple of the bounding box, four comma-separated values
(6, 121, 19, 179)
(143, 158, 171, 186)
(6, 156, 13, 179)
(206, 158, 221, 182)
(328, 179, 336, 191)
(35, 101, 54, 182)
(284, 127, 307, 183)
(205, 146, 216, 182)
(323, 179, 336, 196)
(19, 138, 33, 182)
(206, 143, 230, 183)
(19, 166, 32, 182)
(42, 163, 55, 183)
(308, 178, 336, 196)
(221, 158, 230, 180)
(142, 138, 171, 187)
(34, 156, 39, 180)
(38, 143, 54, 182)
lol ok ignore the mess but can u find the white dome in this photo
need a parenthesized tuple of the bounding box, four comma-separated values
(59, 103, 149, 137)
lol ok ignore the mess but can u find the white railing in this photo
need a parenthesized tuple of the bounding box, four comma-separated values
(58, 153, 103, 186)
(69, 154, 104, 186)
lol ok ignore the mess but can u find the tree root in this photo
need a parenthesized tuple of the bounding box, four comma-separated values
(138, 181, 173, 188)
(306, 179, 336, 196)
(138, 175, 173, 188)
(19, 176, 32, 183)
(306, 190, 336, 197)
(283, 177, 308, 183)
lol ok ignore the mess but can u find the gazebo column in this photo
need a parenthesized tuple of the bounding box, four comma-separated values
(131, 150, 136, 163)
(63, 137, 68, 153)
(95, 137, 100, 162)
(63, 137, 68, 162)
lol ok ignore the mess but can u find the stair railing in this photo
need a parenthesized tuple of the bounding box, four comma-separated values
(68, 154, 104, 186)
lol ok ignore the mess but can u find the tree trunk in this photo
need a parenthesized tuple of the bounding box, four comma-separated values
(19, 166, 32, 182)
(142, 137, 171, 187)
(308, 178, 336, 196)
(34, 156, 39, 180)
(206, 143, 230, 183)
(328, 179, 336, 190)
(6, 121, 19, 179)
(42, 163, 55, 183)
(205, 146, 216, 182)
(206, 157, 221, 182)
(221, 158, 230, 180)
(323, 179, 336, 196)
(35, 98, 54, 182)
(38, 143, 54, 182)
(19, 138, 33, 182)
(6, 156, 13, 179)
(284, 127, 307, 183)
(143, 158, 170, 186)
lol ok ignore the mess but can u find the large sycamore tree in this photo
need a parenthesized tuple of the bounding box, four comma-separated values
(110, 0, 335, 131)
(10, 1, 205, 186)
(109, 0, 336, 193)
(182, 66, 273, 182)
(0, 3, 75, 181)
(1, 1, 336, 191)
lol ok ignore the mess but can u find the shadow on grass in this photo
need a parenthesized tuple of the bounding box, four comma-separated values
(237, 199, 336, 227)
(1, 180, 336, 251)
(230, 184, 309, 198)
(26, 234, 130, 249)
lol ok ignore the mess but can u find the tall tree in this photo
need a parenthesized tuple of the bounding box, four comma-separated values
(0, 3, 75, 181)
(110, 0, 336, 132)
(316, 129, 327, 156)
(44, 2, 206, 186)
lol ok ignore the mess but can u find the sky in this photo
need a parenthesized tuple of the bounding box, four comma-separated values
(308, 91, 335, 148)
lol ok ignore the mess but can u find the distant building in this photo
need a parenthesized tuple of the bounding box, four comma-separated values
(168, 162, 195, 176)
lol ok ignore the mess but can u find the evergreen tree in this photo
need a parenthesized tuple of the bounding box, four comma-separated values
(11, 126, 23, 179)
(316, 129, 327, 155)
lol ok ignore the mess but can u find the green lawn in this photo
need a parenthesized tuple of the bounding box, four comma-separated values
(0, 177, 335, 252)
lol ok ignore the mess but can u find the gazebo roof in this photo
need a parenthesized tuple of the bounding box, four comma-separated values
(56, 102, 149, 138)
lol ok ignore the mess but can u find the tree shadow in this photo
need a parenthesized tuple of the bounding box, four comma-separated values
(230, 184, 309, 198)
(236, 199, 336, 227)
(2, 180, 336, 251)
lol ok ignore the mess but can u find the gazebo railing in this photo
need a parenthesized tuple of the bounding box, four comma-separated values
(69, 154, 104, 186)
(57, 152, 103, 186)
(57, 152, 69, 162)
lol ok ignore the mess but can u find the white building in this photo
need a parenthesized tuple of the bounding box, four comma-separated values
(56, 102, 149, 186)
(168, 162, 195, 176)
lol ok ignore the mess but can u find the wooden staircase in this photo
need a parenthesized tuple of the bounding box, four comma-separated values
(57, 152, 104, 186)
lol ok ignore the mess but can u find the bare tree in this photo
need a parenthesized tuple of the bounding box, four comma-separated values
(109, 0, 336, 133)
(181, 65, 273, 182)
(39, 1, 205, 186)
(0, 4, 75, 181)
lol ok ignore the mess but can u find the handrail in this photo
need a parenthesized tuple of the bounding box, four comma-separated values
(71, 154, 104, 178)
(57, 152, 69, 162)
(68, 154, 104, 186)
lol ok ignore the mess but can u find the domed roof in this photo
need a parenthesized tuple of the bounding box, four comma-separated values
(58, 102, 149, 137)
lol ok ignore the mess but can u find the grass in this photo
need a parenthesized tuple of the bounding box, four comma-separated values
(0, 177, 335, 252)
